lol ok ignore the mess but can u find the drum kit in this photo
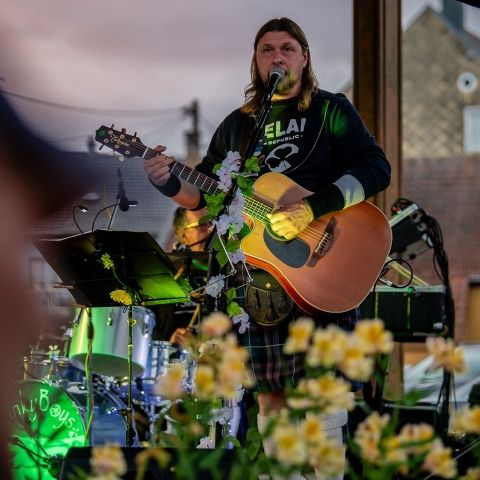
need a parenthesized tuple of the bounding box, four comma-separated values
(11, 305, 202, 480)
(10, 230, 239, 480)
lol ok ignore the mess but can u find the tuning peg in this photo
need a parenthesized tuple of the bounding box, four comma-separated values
(121, 128, 126, 134)
(98, 145, 104, 151)
(110, 123, 115, 128)
(134, 132, 137, 137)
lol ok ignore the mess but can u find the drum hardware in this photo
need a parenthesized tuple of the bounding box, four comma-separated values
(34, 230, 193, 450)
(144, 398, 183, 446)
(219, 399, 242, 450)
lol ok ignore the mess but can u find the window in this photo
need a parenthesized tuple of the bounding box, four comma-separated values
(464, 105, 480, 152)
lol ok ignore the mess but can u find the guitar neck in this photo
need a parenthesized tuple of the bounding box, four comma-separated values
(141, 145, 221, 195)
(141, 144, 270, 222)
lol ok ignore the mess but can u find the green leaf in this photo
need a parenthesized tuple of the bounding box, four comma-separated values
(225, 238, 241, 252)
(211, 236, 223, 252)
(204, 192, 226, 218)
(235, 176, 253, 192)
(225, 287, 237, 302)
(227, 301, 242, 317)
(401, 387, 438, 406)
(237, 223, 251, 239)
(245, 155, 261, 173)
(215, 249, 228, 268)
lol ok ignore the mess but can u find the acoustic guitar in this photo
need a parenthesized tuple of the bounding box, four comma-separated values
(95, 125, 392, 315)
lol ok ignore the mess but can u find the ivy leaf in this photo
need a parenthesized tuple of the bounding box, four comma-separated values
(215, 249, 229, 268)
(245, 155, 261, 173)
(225, 288, 237, 302)
(237, 223, 251, 240)
(211, 236, 223, 252)
(205, 192, 226, 218)
(225, 238, 241, 252)
(227, 300, 242, 317)
(235, 176, 253, 195)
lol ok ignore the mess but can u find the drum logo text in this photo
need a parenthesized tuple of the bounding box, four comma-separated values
(13, 387, 77, 430)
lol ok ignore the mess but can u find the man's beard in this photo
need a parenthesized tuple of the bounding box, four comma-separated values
(275, 71, 299, 95)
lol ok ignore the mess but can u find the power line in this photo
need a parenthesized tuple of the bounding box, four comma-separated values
(1, 89, 183, 116)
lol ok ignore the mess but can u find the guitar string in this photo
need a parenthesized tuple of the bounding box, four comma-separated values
(243, 196, 327, 244)
(103, 134, 328, 244)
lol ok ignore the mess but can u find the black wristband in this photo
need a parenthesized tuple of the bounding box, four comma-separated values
(149, 175, 181, 197)
(304, 184, 344, 219)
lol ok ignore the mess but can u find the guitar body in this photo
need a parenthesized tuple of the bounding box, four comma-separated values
(241, 173, 392, 315)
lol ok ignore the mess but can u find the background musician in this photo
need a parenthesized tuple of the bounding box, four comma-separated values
(152, 206, 211, 346)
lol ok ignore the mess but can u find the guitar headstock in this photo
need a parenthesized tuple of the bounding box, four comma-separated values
(94, 125, 145, 158)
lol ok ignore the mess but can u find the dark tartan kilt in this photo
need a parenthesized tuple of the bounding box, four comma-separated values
(236, 280, 360, 392)
(211, 266, 362, 392)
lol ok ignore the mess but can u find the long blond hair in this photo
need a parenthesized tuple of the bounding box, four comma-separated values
(241, 17, 318, 116)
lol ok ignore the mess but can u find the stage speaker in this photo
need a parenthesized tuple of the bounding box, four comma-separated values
(60, 447, 236, 480)
(389, 203, 431, 259)
(359, 285, 446, 341)
(383, 402, 442, 432)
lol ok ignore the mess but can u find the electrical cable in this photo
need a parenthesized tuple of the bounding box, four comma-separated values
(391, 198, 455, 439)
(1, 89, 182, 116)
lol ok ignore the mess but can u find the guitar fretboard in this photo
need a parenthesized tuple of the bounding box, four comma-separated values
(141, 144, 271, 221)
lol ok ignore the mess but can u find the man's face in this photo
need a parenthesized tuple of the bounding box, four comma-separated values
(178, 209, 211, 251)
(255, 30, 308, 99)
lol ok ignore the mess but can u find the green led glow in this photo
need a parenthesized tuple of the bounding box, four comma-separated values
(10, 381, 86, 480)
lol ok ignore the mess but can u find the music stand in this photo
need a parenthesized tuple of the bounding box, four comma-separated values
(35, 230, 193, 447)
(35, 230, 192, 307)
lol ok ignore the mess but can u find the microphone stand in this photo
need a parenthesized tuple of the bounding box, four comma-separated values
(88, 169, 139, 447)
(107, 168, 138, 229)
(204, 83, 276, 316)
(113, 169, 137, 447)
(240, 91, 274, 169)
(85, 307, 94, 446)
(240, 68, 283, 164)
(125, 305, 135, 447)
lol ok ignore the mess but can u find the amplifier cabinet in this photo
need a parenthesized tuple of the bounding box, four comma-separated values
(359, 285, 447, 341)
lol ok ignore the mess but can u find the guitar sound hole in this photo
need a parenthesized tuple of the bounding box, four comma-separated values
(263, 230, 310, 268)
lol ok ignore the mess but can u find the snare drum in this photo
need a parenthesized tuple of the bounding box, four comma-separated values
(68, 306, 155, 377)
(10, 379, 129, 480)
(23, 349, 84, 385)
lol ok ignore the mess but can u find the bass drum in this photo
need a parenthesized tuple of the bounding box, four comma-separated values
(10, 380, 129, 480)
(68, 306, 155, 378)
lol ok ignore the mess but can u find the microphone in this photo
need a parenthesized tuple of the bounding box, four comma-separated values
(263, 67, 285, 100)
(117, 168, 138, 211)
(72, 204, 88, 234)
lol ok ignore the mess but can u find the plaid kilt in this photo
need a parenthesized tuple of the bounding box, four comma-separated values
(238, 302, 360, 393)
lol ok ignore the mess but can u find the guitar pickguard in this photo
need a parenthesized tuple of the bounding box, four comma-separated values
(263, 230, 310, 268)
